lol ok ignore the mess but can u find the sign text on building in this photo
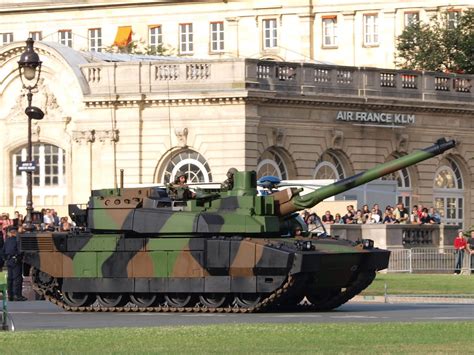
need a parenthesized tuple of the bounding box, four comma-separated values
(336, 111, 416, 126)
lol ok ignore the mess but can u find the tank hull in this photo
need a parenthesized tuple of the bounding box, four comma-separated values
(20, 231, 389, 312)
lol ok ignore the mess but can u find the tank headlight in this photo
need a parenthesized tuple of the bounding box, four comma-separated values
(362, 239, 374, 249)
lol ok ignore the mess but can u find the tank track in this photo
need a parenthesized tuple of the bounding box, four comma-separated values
(31, 269, 376, 313)
(31, 268, 297, 314)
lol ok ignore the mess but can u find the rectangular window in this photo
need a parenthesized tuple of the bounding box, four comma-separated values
(88, 28, 102, 52)
(363, 14, 379, 46)
(404, 12, 419, 27)
(179, 23, 193, 54)
(58, 30, 73, 47)
(29, 31, 42, 41)
(322, 17, 337, 47)
(263, 18, 278, 49)
(210, 22, 224, 52)
(149, 25, 162, 52)
(448, 10, 461, 29)
(1, 32, 13, 45)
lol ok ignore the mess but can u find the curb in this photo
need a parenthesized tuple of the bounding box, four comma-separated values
(352, 295, 474, 304)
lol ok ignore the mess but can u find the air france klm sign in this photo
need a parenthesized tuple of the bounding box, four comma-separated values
(336, 111, 416, 126)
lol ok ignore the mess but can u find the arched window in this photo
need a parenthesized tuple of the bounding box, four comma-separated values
(12, 143, 66, 207)
(256, 150, 288, 180)
(433, 158, 464, 226)
(314, 151, 345, 180)
(162, 150, 212, 184)
(382, 167, 412, 208)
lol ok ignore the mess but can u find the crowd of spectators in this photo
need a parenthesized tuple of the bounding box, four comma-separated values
(0, 208, 73, 239)
(302, 203, 442, 226)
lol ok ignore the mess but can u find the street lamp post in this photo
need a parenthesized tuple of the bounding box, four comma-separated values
(17, 38, 44, 230)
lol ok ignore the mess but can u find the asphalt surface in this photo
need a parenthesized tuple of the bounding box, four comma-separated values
(5, 300, 474, 331)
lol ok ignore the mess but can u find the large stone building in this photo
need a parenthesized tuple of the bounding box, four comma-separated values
(0, 0, 471, 68)
(0, 1, 473, 227)
(0, 41, 473, 226)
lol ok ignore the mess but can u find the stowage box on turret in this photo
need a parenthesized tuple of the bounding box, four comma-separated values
(19, 139, 455, 312)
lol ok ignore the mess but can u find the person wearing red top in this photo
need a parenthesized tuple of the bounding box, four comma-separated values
(454, 230, 467, 274)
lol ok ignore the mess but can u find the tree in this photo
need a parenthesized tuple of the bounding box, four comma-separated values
(395, 9, 474, 73)
(104, 40, 175, 56)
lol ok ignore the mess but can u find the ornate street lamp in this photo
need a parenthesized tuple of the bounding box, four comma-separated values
(18, 38, 44, 229)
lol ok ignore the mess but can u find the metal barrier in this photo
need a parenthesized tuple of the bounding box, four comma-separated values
(388, 247, 473, 273)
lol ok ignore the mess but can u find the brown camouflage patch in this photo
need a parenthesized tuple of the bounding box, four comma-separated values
(172, 251, 209, 277)
(127, 249, 155, 277)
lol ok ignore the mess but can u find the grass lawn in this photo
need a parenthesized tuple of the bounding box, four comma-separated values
(362, 273, 474, 296)
(1, 322, 473, 354)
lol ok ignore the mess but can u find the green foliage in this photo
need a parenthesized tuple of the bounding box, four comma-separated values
(104, 40, 174, 56)
(362, 273, 474, 296)
(396, 9, 474, 73)
(1, 323, 474, 354)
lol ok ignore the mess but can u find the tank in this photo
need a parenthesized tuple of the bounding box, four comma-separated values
(19, 138, 455, 312)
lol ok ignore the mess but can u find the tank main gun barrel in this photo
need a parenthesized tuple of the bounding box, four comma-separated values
(274, 138, 456, 216)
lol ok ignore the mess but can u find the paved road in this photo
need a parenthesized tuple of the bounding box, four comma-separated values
(6, 301, 474, 331)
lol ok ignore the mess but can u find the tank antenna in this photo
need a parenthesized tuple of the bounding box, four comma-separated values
(120, 169, 124, 190)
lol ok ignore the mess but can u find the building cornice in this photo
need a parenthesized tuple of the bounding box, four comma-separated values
(82, 91, 474, 115)
(0, 0, 225, 14)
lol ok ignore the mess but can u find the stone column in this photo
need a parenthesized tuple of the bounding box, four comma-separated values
(92, 129, 119, 189)
(71, 130, 94, 203)
(298, 15, 314, 60)
(226, 17, 240, 57)
(342, 11, 356, 66)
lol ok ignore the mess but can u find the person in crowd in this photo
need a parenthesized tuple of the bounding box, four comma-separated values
(342, 211, 354, 224)
(2, 227, 27, 301)
(410, 205, 419, 224)
(365, 212, 377, 224)
(51, 209, 60, 226)
(346, 205, 355, 218)
(383, 210, 397, 224)
(361, 205, 370, 220)
(321, 210, 334, 224)
(1, 213, 12, 240)
(354, 210, 365, 224)
(454, 229, 467, 275)
(419, 208, 435, 224)
(43, 208, 54, 225)
(467, 230, 474, 274)
(12, 211, 22, 227)
(417, 204, 424, 220)
(370, 207, 381, 223)
(393, 202, 409, 224)
(429, 207, 441, 224)
(59, 217, 72, 232)
(334, 213, 343, 224)
(372, 204, 383, 221)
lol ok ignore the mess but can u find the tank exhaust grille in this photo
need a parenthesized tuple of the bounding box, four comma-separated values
(20, 235, 54, 251)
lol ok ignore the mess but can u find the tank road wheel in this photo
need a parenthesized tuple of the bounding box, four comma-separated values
(234, 294, 261, 308)
(63, 292, 95, 307)
(164, 293, 194, 308)
(130, 294, 159, 308)
(97, 293, 129, 308)
(199, 294, 230, 308)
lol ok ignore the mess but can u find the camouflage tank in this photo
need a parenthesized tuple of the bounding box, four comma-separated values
(19, 138, 455, 312)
